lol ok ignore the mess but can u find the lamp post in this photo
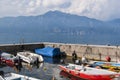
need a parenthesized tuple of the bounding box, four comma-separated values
(116, 45, 119, 62)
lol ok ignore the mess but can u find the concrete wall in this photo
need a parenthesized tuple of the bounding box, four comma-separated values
(0, 42, 120, 62)
(43, 42, 120, 62)
(0, 43, 44, 54)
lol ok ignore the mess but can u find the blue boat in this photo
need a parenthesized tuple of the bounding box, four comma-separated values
(35, 46, 62, 57)
(92, 61, 120, 68)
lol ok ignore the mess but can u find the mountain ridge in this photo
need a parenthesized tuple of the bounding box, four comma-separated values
(0, 10, 120, 45)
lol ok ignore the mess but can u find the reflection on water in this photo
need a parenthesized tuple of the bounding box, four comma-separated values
(43, 57, 61, 64)
(0, 56, 76, 80)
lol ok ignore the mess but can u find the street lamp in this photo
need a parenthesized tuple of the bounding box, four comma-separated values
(116, 45, 119, 62)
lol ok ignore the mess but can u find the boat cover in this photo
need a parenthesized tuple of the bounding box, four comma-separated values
(35, 46, 61, 57)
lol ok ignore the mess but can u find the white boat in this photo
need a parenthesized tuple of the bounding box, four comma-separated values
(17, 51, 44, 64)
(0, 72, 41, 80)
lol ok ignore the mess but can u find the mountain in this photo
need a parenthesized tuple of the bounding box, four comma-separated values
(0, 10, 120, 45)
(0, 11, 108, 33)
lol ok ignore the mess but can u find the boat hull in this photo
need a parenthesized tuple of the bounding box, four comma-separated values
(17, 51, 44, 64)
(59, 64, 118, 80)
(0, 57, 14, 67)
(0, 52, 15, 67)
(60, 70, 87, 80)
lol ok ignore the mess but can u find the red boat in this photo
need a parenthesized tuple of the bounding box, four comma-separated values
(0, 52, 15, 67)
(59, 63, 120, 80)
(60, 70, 87, 80)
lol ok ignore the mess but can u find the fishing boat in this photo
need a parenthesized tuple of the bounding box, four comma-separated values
(0, 52, 16, 67)
(0, 71, 41, 80)
(17, 51, 44, 64)
(58, 63, 120, 80)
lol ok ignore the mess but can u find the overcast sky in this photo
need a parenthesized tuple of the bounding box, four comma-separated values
(0, 0, 120, 20)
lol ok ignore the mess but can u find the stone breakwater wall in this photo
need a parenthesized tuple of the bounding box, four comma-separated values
(0, 42, 120, 62)
(44, 42, 120, 62)
(0, 43, 44, 54)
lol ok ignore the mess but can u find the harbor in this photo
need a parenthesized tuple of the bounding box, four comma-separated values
(1, 1, 120, 79)
(0, 42, 120, 80)
(0, 55, 74, 80)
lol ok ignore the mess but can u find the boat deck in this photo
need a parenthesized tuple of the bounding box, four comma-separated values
(4, 73, 41, 80)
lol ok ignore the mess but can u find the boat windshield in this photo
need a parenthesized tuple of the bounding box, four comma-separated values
(69, 66, 75, 70)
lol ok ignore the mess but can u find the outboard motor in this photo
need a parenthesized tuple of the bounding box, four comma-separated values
(14, 57, 22, 72)
(34, 57, 39, 68)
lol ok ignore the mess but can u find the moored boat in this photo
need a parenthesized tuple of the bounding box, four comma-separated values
(91, 61, 120, 67)
(35, 46, 62, 57)
(0, 52, 16, 67)
(17, 51, 44, 64)
(58, 63, 120, 80)
(60, 70, 87, 80)
(91, 61, 120, 72)
(0, 71, 41, 80)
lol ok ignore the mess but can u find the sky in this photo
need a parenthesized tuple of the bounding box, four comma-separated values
(0, 0, 120, 20)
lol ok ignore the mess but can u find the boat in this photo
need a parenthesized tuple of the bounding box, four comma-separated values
(0, 52, 16, 67)
(91, 61, 120, 67)
(60, 70, 87, 80)
(58, 63, 120, 80)
(91, 61, 120, 72)
(0, 71, 41, 80)
(35, 46, 62, 57)
(17, 51, 44, 64)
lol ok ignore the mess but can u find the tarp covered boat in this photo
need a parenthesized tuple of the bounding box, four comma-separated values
(35, 47, 62, 57)
(58, 63, 120, 80)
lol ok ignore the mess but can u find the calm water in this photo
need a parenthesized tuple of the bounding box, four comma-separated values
(0, 57, 73, 80)
(0, 32, 119, 45)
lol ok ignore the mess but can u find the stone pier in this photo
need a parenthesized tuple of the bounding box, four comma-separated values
(0, 42, 120, 62)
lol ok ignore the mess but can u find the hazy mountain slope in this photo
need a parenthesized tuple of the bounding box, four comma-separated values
(0, 11, 120, 45)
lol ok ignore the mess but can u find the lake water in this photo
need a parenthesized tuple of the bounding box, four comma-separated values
(0, 57, 74, 80)
(0, 32, 119, 45)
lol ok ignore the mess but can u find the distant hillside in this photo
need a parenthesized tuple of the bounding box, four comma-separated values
(0, 11, 120, 45)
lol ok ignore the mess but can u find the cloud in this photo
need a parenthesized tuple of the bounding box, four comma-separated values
(62, 0, 120, 20)
(42, 0, 70, 8)
(0, 0, 120, 20)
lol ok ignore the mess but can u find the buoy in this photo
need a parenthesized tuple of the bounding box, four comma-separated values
(106, 56, 111, 62)
(43, 67, 47, 71)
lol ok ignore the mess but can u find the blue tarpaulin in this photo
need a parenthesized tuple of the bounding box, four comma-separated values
(35, 46, 61, 57)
